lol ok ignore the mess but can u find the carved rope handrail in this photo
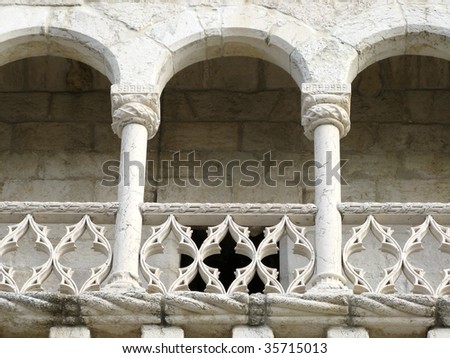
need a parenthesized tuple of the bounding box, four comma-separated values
(141, 203, 317, 215)
(0, 202, 119, 215)
(0, 291, 443, 336)
(339, 202, 450, 215)
(0, 202, 318, 216)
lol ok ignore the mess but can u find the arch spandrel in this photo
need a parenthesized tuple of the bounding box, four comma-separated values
(0, 6, 123, 83)
(145, 6, 317, 94)
(329, 0, 450, 82)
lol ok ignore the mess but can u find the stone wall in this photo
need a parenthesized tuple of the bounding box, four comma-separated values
(0, 56, 119, 202)
(0, 55, 449, 204)
(344, 55, 450, 202)
(158, 55, 450, 203)
(157, 57, 309, 203)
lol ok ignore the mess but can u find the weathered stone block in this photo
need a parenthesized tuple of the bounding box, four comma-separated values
(1, 179, 95, 201)
(161, 90, 197, 122)
(404, 91, 436, 123)
(376, 178, 450, 202)
(232, 325, 274, 338)
(377, 124, 450, 154)
(93, 123, 122, 153)
(351, 92, 405, 123)
(141, 325, 184, 338)
(0, 123, 11, 151)
(341, 178, 377, 202)
(427, 328, 450, 338)
(264, 61, 298, 90)
(38, 152, 115, 180)
(157, 181, 232, 203)
(12, 123, 93, 151)
(49, 326, 90, 338)
(94, 180, 119, 202)
(355, 62, 382, 97)
(161, 122, 239, 151)
(327, 326, 369, 338)
(0, 152, 39, 179)
(0, 93, 51, 122)
(269, 90, 301, 122)
(186, 90, 279, 122)
(231, 181, 303, 204)
(432, 91, 450, 122)
(50, 92, 110, 123)
(203, 57, 260, 92)
(341, 123, 378, 153)
(401, 154, 450, 180)
(166, 61, 204, 90)
(242, 122, 305, 152)
(342, 153, 400, 181)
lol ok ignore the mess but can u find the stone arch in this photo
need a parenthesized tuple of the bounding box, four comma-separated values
(149, 7, 316, 92)
(353, 28, 450, 82)
(330, 3, 450, 83)
(0, 27, 120, 83)
(0, 5, 123, 83)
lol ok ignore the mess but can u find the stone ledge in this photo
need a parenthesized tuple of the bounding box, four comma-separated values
(0, 291, 446, 337)
(0, 0, 82, 5)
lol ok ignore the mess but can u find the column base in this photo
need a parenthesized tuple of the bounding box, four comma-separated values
(232, 325, 274, 338)
(49, 326, 91, 338)
(327, 326, 369, 338)
(142, 325, 184, 338)
(104, 272, 145, 293)
(310, 273, 349, 293)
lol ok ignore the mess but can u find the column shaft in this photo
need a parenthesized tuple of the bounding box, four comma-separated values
(313, 124, 344, 287)
(301, 83, 351, 290)
(109, 123, 148, 288)
(106, 86, 160, 291)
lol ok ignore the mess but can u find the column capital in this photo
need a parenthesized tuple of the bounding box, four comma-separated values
(111, 84, 160, 140)
(301, 83, 351, 140)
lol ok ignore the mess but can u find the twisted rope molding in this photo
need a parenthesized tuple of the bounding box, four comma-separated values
(0, 202, 119, 215)
(339, 202, 450, 215)
(0, 202, 317, 216)
(141, 203, 317, 215)
(349, 294, 436, 317)
(0, 292, 445, 328)
(164, 292, 248, 315)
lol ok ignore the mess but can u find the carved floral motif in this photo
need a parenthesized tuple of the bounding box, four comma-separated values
(111, 86, 160, 139)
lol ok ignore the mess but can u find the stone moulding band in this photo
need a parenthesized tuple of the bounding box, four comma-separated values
(141, 203, 318, 215)
(0, 202, 119, 215)
(0, 202, 317, 216)
(0, 291, 446, 335)
(339, 202, 450, 215)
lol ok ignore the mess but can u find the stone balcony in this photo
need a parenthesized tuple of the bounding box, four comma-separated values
(1, 201, 449, 338)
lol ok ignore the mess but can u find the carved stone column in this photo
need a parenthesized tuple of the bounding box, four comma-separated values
(106, 85, 160, 290)
(301, 83, 351, 290)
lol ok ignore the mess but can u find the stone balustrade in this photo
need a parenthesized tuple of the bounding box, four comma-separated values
(1, 201, 450, 337)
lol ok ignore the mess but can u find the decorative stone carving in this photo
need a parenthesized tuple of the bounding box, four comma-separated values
(204, 216, 257, 294)
(0, 215, 53, 293)
(0, 291, 445, 337)
(343, 215, 402, 294)
(301, 83, 351, 140)
(53, 215, 112, 295)
(140, 215, 315, 295)
(349, 294, 436, 318)
(164, 292, 249, 316)
(140, 203, 318, 215)
(111, 84, 160, 140)
(0, 202, 118, 217)
(403, 216, 450, 296)
(339, 202, 450, 215)
(267, 293, 349, 316)
(261, 216, 315, 294)
(78, 291, 162, 317)
(140, 215, 198, 294)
